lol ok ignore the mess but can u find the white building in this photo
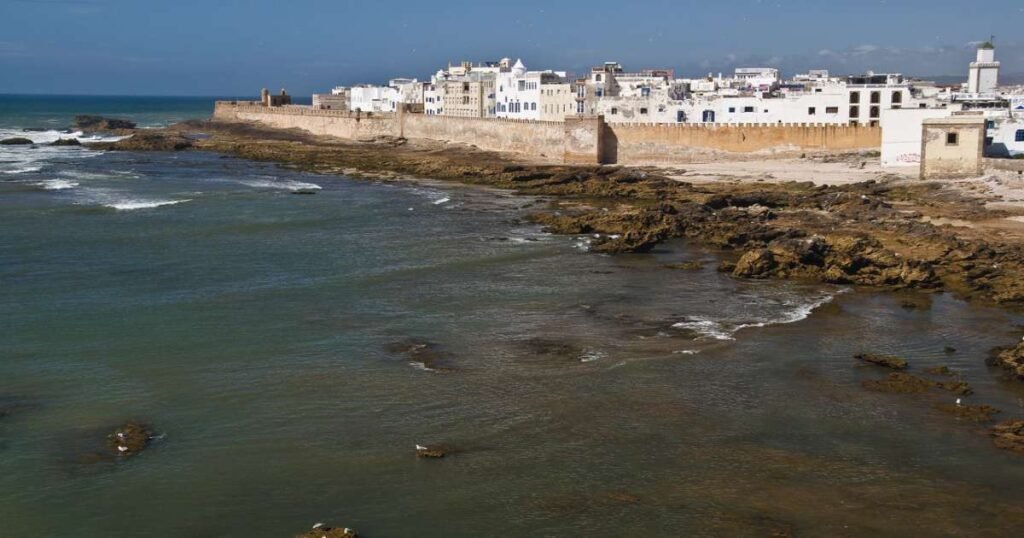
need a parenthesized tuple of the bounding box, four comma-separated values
(494, 59, 573, 121)
(347, 78, 422, 113)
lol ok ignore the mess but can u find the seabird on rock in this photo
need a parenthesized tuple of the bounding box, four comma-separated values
(117, 445, 128, 453)
(312, 523, 325, 530)
(956, 398, 962, 407)
(116, 432, 125, 439)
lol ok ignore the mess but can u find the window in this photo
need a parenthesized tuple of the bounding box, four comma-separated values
(743, 106, 755, 113)
(870, 91, 881, 104)
(947, 132, 959, 145)
(641, 87, 651, 97)
(595, 74, 602, 82)
(1016, 129, 1024, 142)
(596, 89, 603, 97)
(808, 107, 816, 115)
(850, 92, 860, 104)
(640, 107, 648, 115)
(920, 103, 927, 108)
(849, 105, 860, 118)
(986, 137, 994, 146)
(815, 88, 822, 93)
(986, 120, 995, 129)
(531, 103, 536, 111)
(728, 107, 736, 113)
(892, 91, 902, 104)
(610, 107, 618, 115)
(826, 106, 839, 114)
(702, 110, 715, 123)
(870, 106, 879, 118)
(463, 83, 470, 91)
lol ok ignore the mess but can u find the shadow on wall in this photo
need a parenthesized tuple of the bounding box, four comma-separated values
(602, 123, 618, 165)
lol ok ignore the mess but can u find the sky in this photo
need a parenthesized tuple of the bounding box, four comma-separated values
(0, 0, 1021, 96)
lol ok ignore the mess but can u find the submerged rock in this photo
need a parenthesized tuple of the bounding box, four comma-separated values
(861, 372, 932, 393)
(50, 138, 81, 146)
(987, 342, 1024, 381)
(937, 403, 1000, 422)
(663, 261, 705, 271)
(934, 379, 973, 395)
(106, 421, 153, 457)
(415, 443, 451, 458)
(385, 339, 454, 372)
(0, 137, 34, 145)
(73, 115, 136, 131)
(295, 524, 358, 538)
(855, 353, 908, 370)
(924, 365, 955, 376)
(990, 420, 1024, 453)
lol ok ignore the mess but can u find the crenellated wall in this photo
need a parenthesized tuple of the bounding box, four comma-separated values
(605, 123, 881, 164)
(212, 102, 881, 166)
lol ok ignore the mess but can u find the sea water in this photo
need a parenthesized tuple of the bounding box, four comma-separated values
(2, 96, 1024, 537)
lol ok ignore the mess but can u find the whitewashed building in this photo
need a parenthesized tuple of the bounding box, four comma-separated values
(494, 59, 573, 121)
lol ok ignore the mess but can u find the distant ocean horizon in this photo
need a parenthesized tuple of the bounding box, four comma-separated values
(0, 94, 312, 130)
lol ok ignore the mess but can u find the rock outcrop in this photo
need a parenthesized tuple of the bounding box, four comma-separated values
(295, 524, 358, 538)
(937, 403, 1000, 422)
(988, 342, 1024, 381)
(94, 133, 193, 152)
(861, 372, 933, 393)
(106, 421, 153, 457)
(990, 420, 1024, 453)
(0, 137, 34, 145)
(50, 138, 81, 146)
(73, 115, 136, 131)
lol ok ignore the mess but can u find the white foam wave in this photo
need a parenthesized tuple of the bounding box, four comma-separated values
(36, 179, 78, 191)
(672, 349, 701, 355)
(2, 166, 42, 175)
(432, 197, 451, 205)
(672, 292, 840, 341)
(105, 199, 191, 211)
(579, 350, 607, 363)
(0, 128, 127, 145)
(240, 178, 322, 192)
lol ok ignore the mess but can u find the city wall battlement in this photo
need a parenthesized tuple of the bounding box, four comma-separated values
(213, 102, 881, 165)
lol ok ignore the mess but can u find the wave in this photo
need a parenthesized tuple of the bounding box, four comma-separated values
(432, 197, 451, 205)
(1, 166, 42, 175)
(579, 349, 607, 363)
(0, 128, 126, 145)
(105, 199, 191, 211)
(672, 292, 840, 341)
(239, 178, 322, 192)
(35, 179, 78, 191)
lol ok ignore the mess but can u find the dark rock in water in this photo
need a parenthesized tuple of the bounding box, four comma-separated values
(664, 260, 705, 271)
(415, 443, 452, 458)
(861, 372, 932, 393)
(97, 133, 193, 152)
(73, 115, 136, 131)
(520, 337, 586, 363)
(987, 342, 1024, 381)
(937, 403, 1000, 422)
(290, 189, 317, 195)
(943, 346, 957, 354)
(0, 137, 34, 145)
(855, 353, 908, 370)
(924, 365, 955, 376)
(295, 524, 358, 538)
(50, 138, 81, 146)
(22, 127, 48, 132)
(990, 420, 1024, 453)
(105, 421, 153, 457)
(385, 339, 454, 372)
(935, 379, 973, 395)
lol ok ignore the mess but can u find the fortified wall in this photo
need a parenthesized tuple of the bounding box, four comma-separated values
(212, 102, 881, 165)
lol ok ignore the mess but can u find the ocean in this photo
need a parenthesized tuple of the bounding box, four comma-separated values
(2, 95, 1024, 537)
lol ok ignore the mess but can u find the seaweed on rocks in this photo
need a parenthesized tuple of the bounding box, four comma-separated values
(990, 420, 1024, 454)
(854, 353, 908, 370)
(988, 342, 1024, 382)
(861, 372, 933, 393)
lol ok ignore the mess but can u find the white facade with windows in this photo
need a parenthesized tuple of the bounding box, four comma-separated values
(494, 59, 570, 121)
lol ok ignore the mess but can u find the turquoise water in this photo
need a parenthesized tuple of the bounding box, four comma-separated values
(2, 100, 1024, 537)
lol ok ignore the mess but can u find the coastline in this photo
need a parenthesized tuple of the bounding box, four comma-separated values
(96, 119, 1024, 310)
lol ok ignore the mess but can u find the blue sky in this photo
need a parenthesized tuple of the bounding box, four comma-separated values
(0, 0, 1020, 96)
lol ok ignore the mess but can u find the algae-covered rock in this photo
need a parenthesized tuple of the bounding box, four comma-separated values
(295, 523, 358, 538)
(861, 372, 932, 393)
(937, 403, 1000, 422)
(73, 115, 136, 131)
(990, 420, 1024, 453)
(106, 421, 153, 457)
(988, 342, 1024, 381)
(50, 138, 81, 146)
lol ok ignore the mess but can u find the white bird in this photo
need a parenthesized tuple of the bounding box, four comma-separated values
(116, 432, 125, 439)
(415, 444, 428, 451)
(117, 445, 128, 453)
(312, 523, 324, 530)
(956, 398, 962, 407)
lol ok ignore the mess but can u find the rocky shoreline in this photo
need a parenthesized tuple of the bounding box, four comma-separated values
(82, 118, 1024, 460)
(96, 119, 1024, 308)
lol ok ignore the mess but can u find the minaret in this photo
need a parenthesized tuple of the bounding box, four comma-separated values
(968, 41, 999, 94)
